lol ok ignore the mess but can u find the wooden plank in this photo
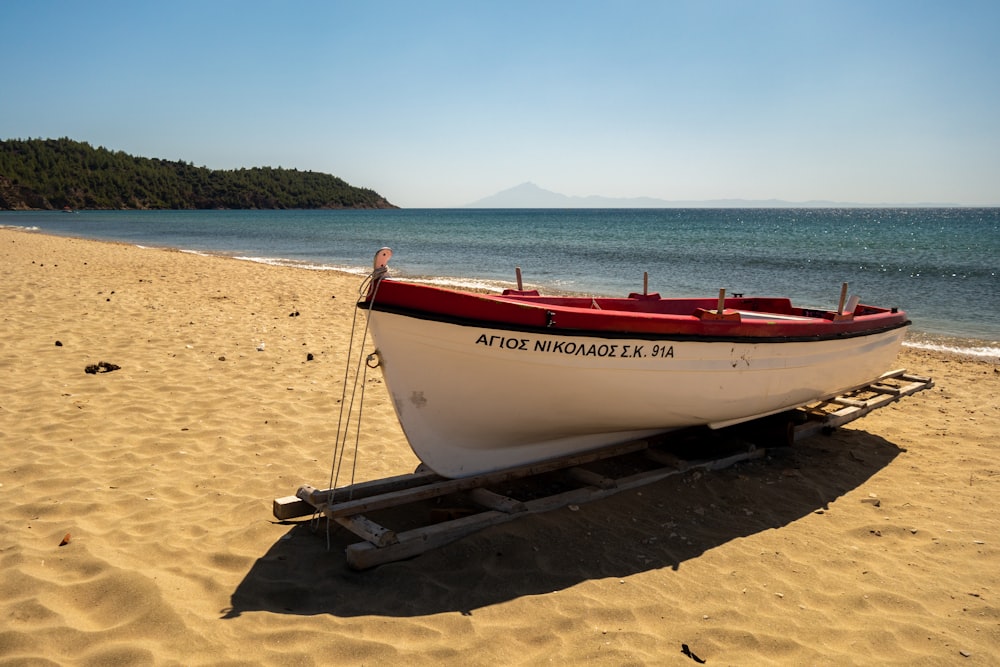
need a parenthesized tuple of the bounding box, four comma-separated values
(329, 469, 443, 498)
(343, 446, 766, 569)
(346, 510, 509, 569)
(306, 470, 443, 505)
(467, 488, 526, 513)
(644, 448, 688, 470)
(282, 368, 933, 568)
(273, 495, 311, 521)
(272, 471, 443, 520)
(278, 370, 932, 517)
(567, 466, 617, 489)
(324, 439, 650, 519)
(828, 368, 906, 399)
(793, 371, 933, 441)
(334, 514, 399, 547)
(537, 448, 761, 511)
(832, 396, 870, 408)
(898, 378, 934, 394)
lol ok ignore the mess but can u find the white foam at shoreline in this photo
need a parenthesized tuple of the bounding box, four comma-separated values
(233, 255, 371, 275)
(131, 245, 1000, 360)
(408, 276, 511, 293)
(903, 340, 1000, 361)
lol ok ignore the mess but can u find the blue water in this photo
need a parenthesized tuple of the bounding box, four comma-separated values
(3, 208, 998, 356)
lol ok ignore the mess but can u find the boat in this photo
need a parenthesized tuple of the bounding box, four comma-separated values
(358, 248, 910, 478)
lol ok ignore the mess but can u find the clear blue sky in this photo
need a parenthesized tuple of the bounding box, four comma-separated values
(3, 1, 998, 207)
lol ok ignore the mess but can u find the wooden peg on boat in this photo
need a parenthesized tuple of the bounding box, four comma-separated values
(834, 282, 856, 320)
(503, 266, 540, 296)
(837, 282, 848, 314)
(629, 272, 660, 300)
(695, 288, 741, 321)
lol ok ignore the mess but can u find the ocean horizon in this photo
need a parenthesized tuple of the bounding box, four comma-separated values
(3, 207, 997, 360)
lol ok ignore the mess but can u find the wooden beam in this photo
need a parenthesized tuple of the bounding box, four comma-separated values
(273, 495, 312, 521)
(323, 439, 650, 519)
(346, 510, 508, 569)
(567, 466, 617, 489)
(869, 383, 903, 396)
(793, 372, 933, 441)
(334, 514, 398, 547)
(343, 446, 767, 570)
(644, 448, 689, 470)
(279, 368, 933, 569)
(832, 396, 870, 408)
(272, 470, 443, 520)
(467, 488, 526, 513)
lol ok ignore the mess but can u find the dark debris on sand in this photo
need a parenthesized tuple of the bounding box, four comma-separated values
(84, 361, 121, 374)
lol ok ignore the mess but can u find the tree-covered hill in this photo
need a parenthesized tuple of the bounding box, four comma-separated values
(0, 138, 397, 210)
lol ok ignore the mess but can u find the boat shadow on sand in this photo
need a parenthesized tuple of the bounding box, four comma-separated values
(223, 427, 902, 619)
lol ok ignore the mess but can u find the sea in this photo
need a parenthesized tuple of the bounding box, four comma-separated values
(3, 208, 998, 359)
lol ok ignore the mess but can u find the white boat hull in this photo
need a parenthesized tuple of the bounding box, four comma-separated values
(368, 310, 906, 478)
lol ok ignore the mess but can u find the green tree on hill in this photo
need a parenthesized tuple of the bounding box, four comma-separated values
(0, 137, 397, 210)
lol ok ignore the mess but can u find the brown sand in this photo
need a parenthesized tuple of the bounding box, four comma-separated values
(1, 226, 997, 666)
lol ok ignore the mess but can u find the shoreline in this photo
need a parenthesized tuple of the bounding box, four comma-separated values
(901, 336, 1000, 362)
(1, 226, 998, 664)
(5, 221, 999, 361)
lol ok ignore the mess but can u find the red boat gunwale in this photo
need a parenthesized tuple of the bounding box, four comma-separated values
(360, 279, 910, 344)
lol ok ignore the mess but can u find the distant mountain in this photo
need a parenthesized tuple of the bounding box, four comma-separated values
(465, 182, 650, 208)
(464, 182, 955, 209)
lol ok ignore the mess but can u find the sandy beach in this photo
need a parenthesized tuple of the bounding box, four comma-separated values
(1, 226, 997, 666)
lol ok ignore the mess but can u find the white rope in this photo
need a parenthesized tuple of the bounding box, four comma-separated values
(327, 272, 381, 488)
(318, 269, 385, 549)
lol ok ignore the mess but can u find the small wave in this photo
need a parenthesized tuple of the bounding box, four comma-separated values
(903, 339, 1000, 361)
(233, 255, 370, 275)
(0, 224, 40, 231)
(408, 275, 513, 293)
